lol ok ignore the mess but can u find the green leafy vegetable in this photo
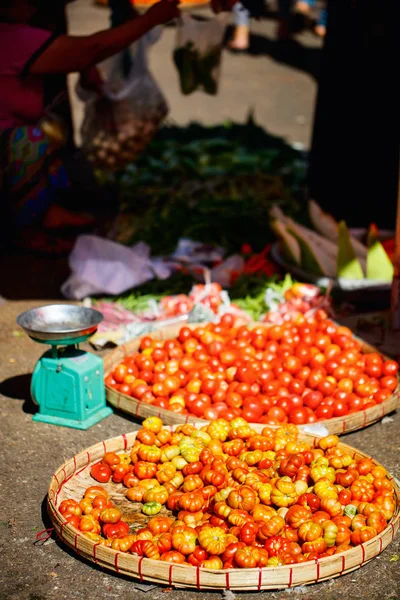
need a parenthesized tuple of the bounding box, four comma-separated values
(103, 117, 307, 255)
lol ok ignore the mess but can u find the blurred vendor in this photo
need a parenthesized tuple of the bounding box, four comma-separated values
(0, 0, 179, 252)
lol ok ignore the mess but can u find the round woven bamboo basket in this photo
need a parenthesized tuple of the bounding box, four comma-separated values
(47, 425, 399, 590)
(103, 323, 400, 434)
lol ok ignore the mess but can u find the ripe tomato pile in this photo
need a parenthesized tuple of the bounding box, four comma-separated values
(61, 417, 397, 569)
(105, 312, 399, 425)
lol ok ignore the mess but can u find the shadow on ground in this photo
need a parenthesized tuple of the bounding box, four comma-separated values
(0, 373, 37, 414)
(224, 25, 321, 80)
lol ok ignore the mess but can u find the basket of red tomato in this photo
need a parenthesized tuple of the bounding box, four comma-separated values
(103, 312, 399, 435)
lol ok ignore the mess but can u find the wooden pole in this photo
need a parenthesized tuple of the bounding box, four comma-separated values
(390, 158, 400, 330)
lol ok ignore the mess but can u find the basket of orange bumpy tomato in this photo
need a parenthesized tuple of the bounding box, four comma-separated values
(103, 312, 400, 435)
(47, 418, 400, 590)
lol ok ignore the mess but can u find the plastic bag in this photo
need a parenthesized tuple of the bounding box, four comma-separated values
(79, 28, 168, 171)
(210, 254, 245, 287)
(61, 235, 173, 299)
(173, 13, 228, 96)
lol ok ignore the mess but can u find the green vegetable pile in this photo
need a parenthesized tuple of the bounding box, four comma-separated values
(103, 117, 307, 255)
(231, 273, 295, 320)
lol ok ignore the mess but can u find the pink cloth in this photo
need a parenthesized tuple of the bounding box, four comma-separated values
(0, 23, 54, 130)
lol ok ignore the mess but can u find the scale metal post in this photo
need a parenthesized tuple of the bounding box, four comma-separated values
(17, 304, 113, 429)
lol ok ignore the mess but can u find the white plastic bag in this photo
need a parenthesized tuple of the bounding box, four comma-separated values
(79, 29, 168, 171)
(210, 255, 245, 288)
(61, 235, 172, 299)
(173, 13, 228, 96)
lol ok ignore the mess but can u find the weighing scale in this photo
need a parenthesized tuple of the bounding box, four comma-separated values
(17, 304, 113, 429)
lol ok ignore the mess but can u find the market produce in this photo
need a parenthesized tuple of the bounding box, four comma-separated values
(106, 119, 306, 254)
(337, 222, 364, 280)
(82, 100, 167, 171)
(270, 221, 301, 267)
(93, 277, 330, 347)
(105, 312, 398, 424)
(261, 281, 330, 325)
(81, 33, 168, 172)
(95, 275, 284, 331)
(271, 202, 395, 281)
(308, 200, 368, 260)
(366, 224, 395, 281)
(61, 419, 397, 570)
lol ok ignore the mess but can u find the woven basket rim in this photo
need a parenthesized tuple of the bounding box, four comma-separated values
(47, 424, 400, 590)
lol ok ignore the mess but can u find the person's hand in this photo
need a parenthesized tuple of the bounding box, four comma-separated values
(210, 0, 237, 13)
(147, 0, 180, 25)
(79, 65, 103, 94)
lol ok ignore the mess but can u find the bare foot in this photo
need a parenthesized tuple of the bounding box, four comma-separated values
(294, 1, 311, 15)
(314, 23, 326, 37)
(228, 25, 250, 51)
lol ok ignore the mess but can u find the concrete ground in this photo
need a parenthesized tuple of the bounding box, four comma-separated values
(66, 0, 321, 149)
(1, 3, 400, 600)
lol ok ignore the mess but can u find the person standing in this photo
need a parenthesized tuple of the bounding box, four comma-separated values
(228, 2, 251, 51)
(0, 0, 180, 251)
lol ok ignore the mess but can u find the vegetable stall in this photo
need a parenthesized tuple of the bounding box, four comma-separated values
(35, 110, 397, 590)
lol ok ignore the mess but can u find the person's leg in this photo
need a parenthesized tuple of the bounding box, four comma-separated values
(314, 6, 327, 37)
(228, 2, 250, 50)
(276, 0, 293, 40)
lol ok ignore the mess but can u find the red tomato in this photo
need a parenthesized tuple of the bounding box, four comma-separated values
(104, 374, 116, 387)
(307, 369, 325, 389)
(315, 404, 334, 419)
(380, 376, 397, 392)
(203, 406, 219, 420)
(382, 360, 398, 377)
(119, 383, 131, 395)
(220, 313, 235, 328)
(303, 391, 323, 410)
(317, 378, 337, 397)
(131, 383, 149, 399)
(220, 408, 242, 420)
(374, 389, 391, 403)
(288, 407, 309, 424)
(242, 406, 263, 421)
(113, 364, 128, 384)
(226, 392, 243, 409)
(332, 398, 349, 417)
(288, 379, 305, 395)
(276, 396, 290, 413)
(90, 462, 112, 483)
(286, 394, 303, 411)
